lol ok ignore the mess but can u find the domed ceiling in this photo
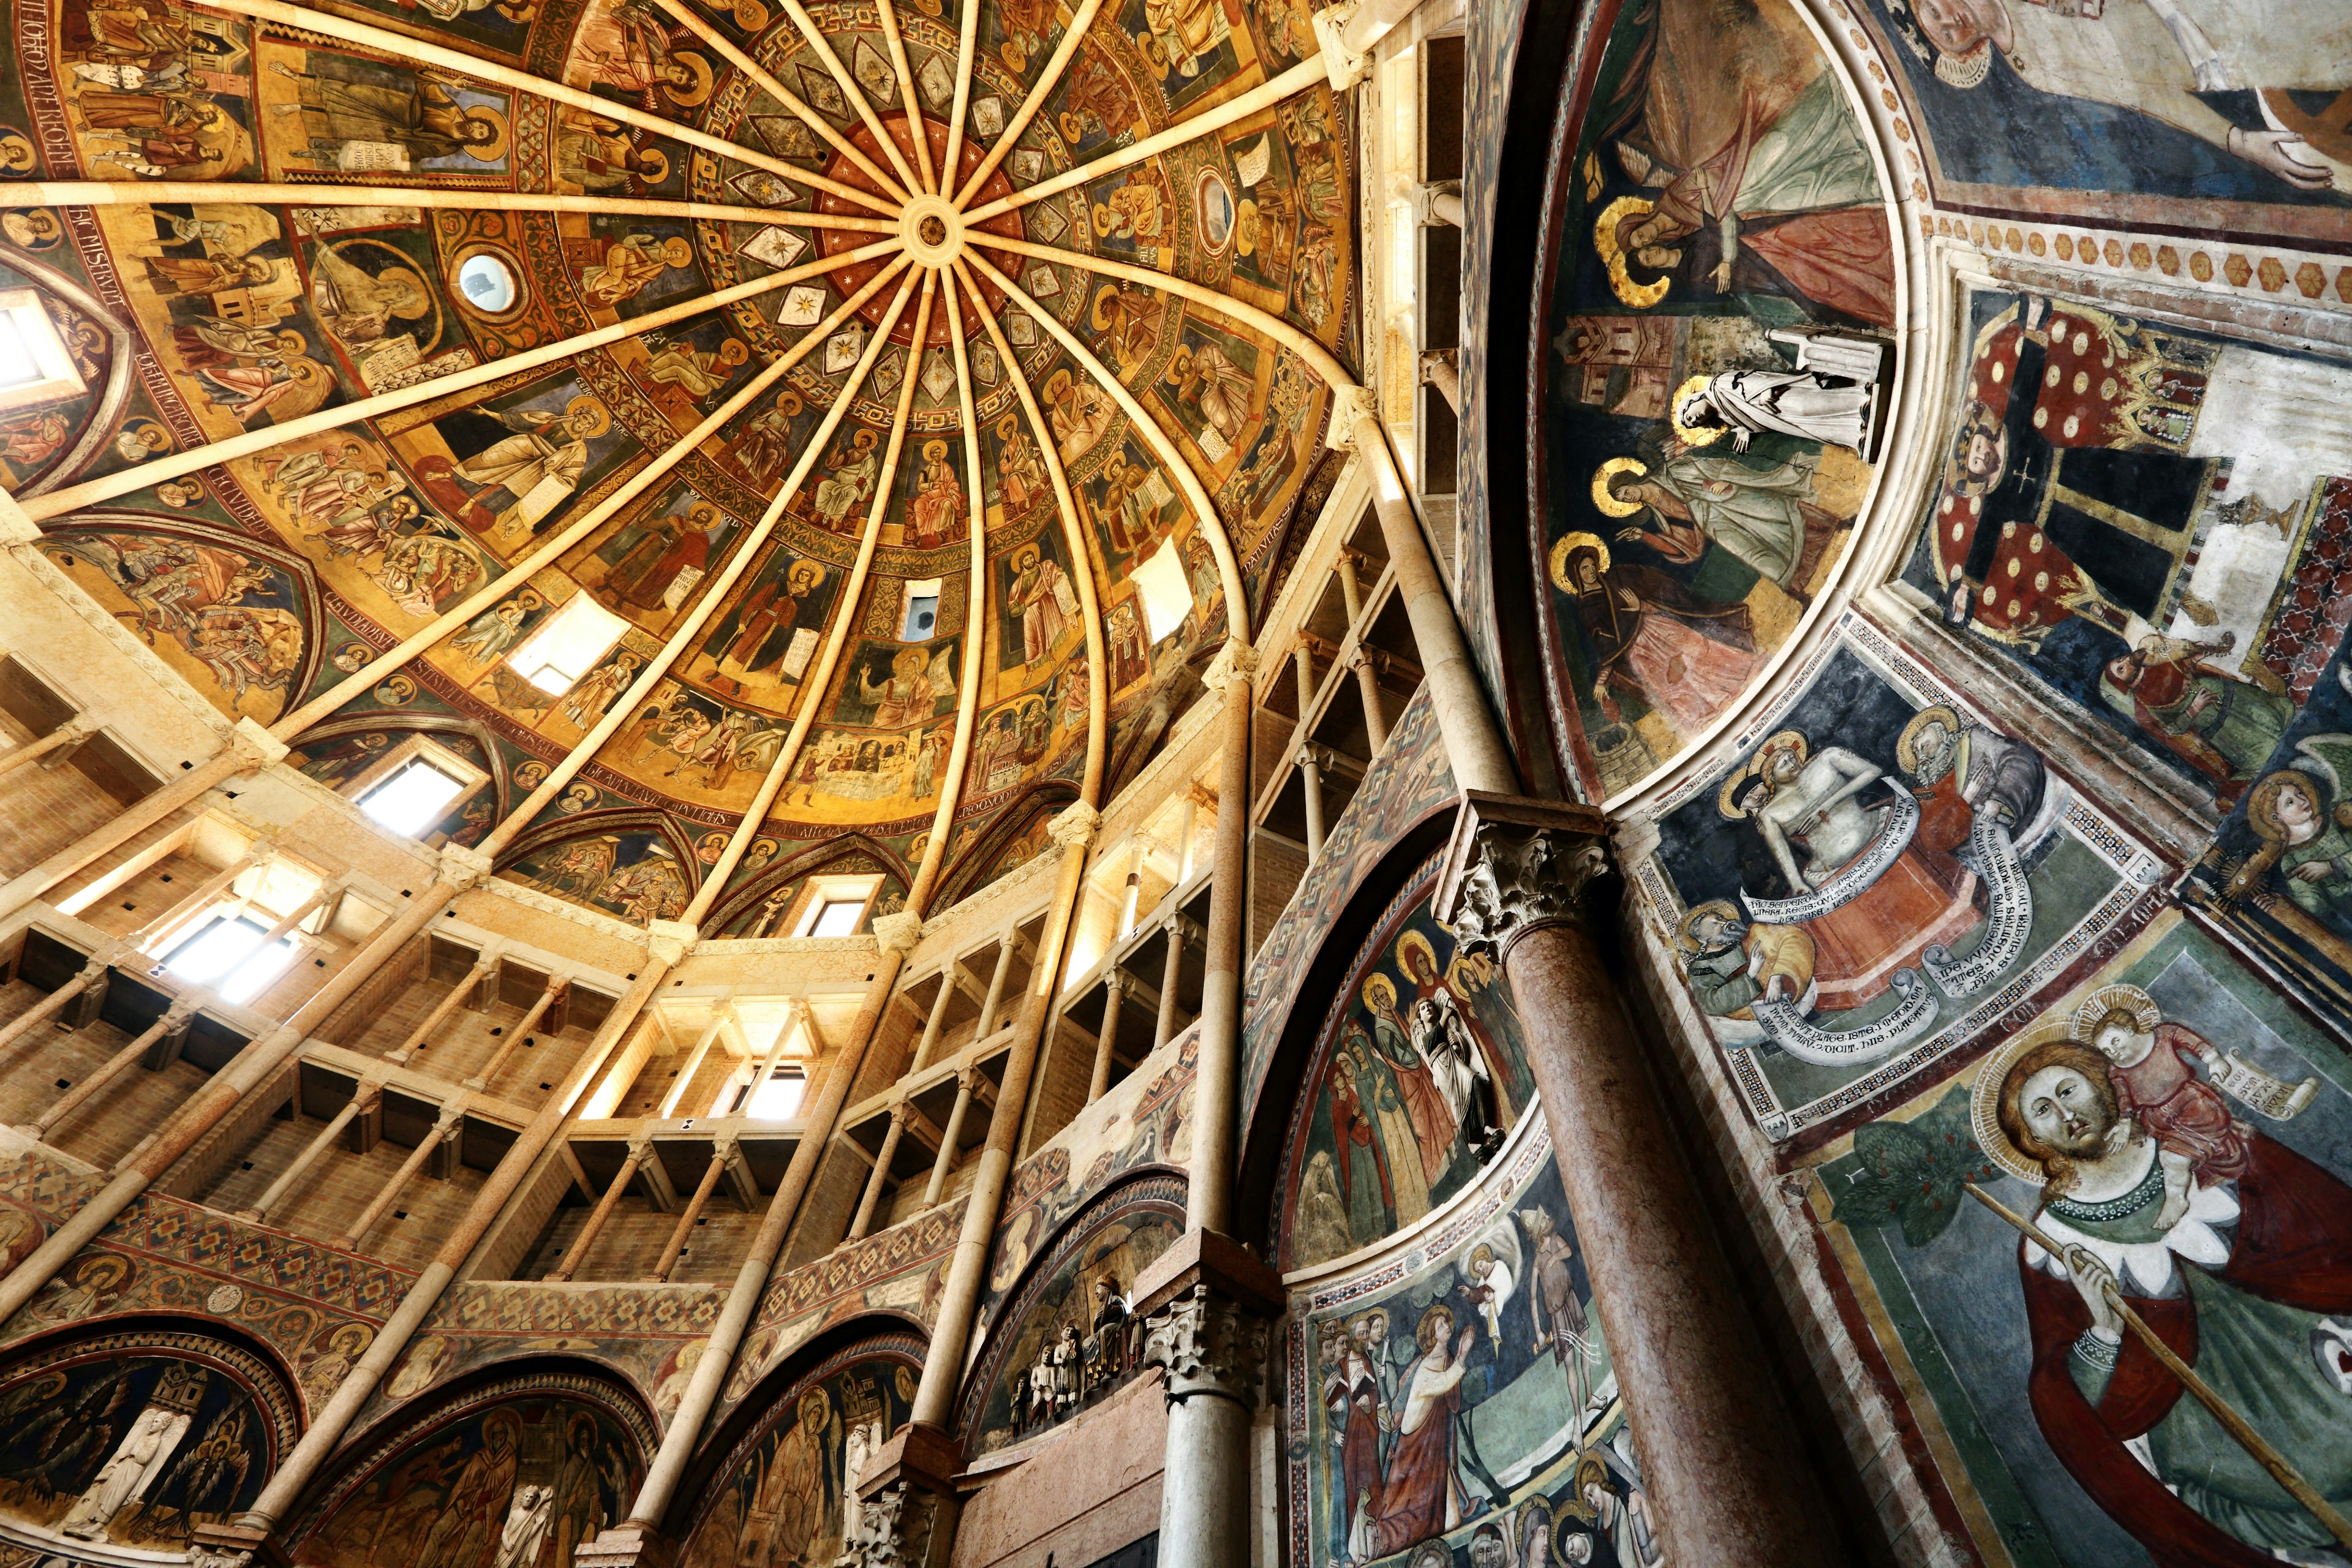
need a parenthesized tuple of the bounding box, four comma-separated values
(0, 0, 1354, 929)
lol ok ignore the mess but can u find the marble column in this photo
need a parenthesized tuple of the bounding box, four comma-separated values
(1297, 744, 1327, 860)
(1188, 641, 1254, 1234)
(0, 714, 96, 780)
(1134, 1234, 1283, 1568)
(551, 1132, 649, 1280)
(26, 996, 200, 1137)
(1085, 970, 1126, 1105)
(1153, 914, 1194, 1051)
(124, 840, 273, 951)
(1350, 647, 1389, 752)
(975, 926, 1017, 1038)
(649, 1133, 731, 1282)
(0, 956, 111, 1057)
(849, 1102, 909, 1242)
(1435, 792, 1839, 1568)
(922, 1066, 981, 1205)
(909, 965, 956, 1074)
(242, 1080, 382, 1223)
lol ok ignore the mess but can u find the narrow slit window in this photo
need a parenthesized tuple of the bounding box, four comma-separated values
(506, 594, 630, 696)
(359, 758, 466, 835)
(900, 578, 942, 640)
(0, 290, 85, 409)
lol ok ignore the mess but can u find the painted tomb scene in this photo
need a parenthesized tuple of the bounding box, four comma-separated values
(1636, 615, 2166, 1144)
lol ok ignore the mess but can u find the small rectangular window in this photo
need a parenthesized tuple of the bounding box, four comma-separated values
(900, 578, 943, 641)
(0, 290, 85, 410)
(507, 594, 630, 696)
(162, 912, 299, 1003)
(739, 1066, 807, 1120)
(1131, 538, 1194, 643)
(358, 758, 466, 836)
(807, 897, 866, 938)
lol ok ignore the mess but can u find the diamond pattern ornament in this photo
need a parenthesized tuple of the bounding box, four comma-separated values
(777, 284, 827, 326)
(749, 116, 824, 160)
(872, 344, 905, 398)
(741, 225, 809, 270)
(824, 322, 865, 372)
(1011, 149, 1045, 183)
(971, 96, 1005, 139)
(921, 349, 956, 401)
(1025, 263, 1061, 298)
(1005, 309, 1037, 347)
(853, 39, 894, 103)
(730, 168, 799, 206)
(919, 53, 954, 108)
(1029, 202, 1068, 243)
(799, 63, 848, 117)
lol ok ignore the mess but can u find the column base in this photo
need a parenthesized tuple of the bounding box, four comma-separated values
(576, 1520, 677, 1568)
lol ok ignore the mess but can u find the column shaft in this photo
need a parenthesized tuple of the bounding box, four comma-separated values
(124, 845, 271, 949)
(1504, 920, 1837, 1568)
(0, 732, 265, 919)
(910, 969, 956, 1073)
(382, 959, 493, 1065)
(656, 1012, 728, 1118)
(464, 976, 568, 1090)
(29, 998, 198, 1134)
(975, 931, 1017, 1038)
(1298, 747, 1326, 860)
(1350, 409, 1517, 796)
(922, 1073, 974, 1205)
(1187, 649, 1254, 1234)
(1351, 649, 1389, 752)
(550, 1141, 646, 1280)
(245, 1084, 378, 1221)
(649, 1139, 729, 1281)
(1085, 974, 1126, 1106)
(1153, 919, 1186, 1051)
(0, 960, 107, 1057)
(0, 716, 94, 779)
(341, 1109, 454, 1250)
(848, 1107, 907, 1241)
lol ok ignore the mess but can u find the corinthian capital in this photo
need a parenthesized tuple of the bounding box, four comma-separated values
(228, 716, 290, 771)
(834, 1482, 945, 1568)
(1322, 383, 1378, 451)
(1047, 802, 1102, 851)
(437, 843, 494, 892)
(1201, 639, 1259, 697)
(1434, 792, 1615, 960)
(872, 910, 925, 954)
(644, 918, 698, 968)
(1142, 1283, 1270, 1406)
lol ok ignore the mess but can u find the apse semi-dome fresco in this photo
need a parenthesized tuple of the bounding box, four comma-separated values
(0, 0, 1350, 923)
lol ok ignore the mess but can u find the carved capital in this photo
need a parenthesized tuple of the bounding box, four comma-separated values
(645, 918, 698, 967)
(833, 1482, 948, 1568)
(228, 716, 290, 771)
(871, 909, 925, 954)
(1201, 639, 1259, 697)
(1311, 0, 1369, 89)
(1434, 793, 1615, 961)
(1142, 1282, 1270, 1407)
(1047, 802, 1102, 851)
(439, 843, 494, 892)
(1322, 383, 1379, 451)
(187, 1544, 257, 1568)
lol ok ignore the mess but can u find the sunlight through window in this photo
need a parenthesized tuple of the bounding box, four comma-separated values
(507, 594, 630, 696)
(744, 1068, 806, 1120)
(360, 758, 466, 836)
(164, 913, 299, 1004)
(1133, 538, 1194, 643)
